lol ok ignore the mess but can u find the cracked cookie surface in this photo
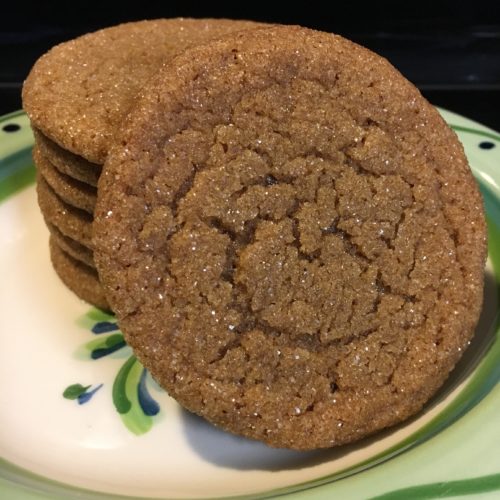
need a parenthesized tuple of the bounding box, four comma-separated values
(94, 26, 487, 449)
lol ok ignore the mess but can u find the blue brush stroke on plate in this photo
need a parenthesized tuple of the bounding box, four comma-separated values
(91, 340, 127, 359)
(78, 384, 103, 404)
(138, 369, 160, 416)
(91, 321, 120, 334)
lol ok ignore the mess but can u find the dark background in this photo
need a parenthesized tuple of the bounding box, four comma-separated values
(2, 1, 500, 130)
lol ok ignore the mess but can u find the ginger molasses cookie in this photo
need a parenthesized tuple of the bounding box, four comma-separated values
(23, 18, 266, 164)
(94, 26, 487, 449)
(33, 146, 97, 214)
(50, 237, 109, 311)
(47, 221, 95, 268)
(33, 129, 102, 186)
(37, 175, 93, 248)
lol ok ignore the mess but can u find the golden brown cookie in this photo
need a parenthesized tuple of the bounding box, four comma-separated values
(49, 236, 109, 311)
(34, 129, 101, 186)
(33, 145, 97, 213)
(47, 221, 94, 268)
(23, 18, 266, 164)
(94, 26, 487, 450)
(37, 174, 93, 248)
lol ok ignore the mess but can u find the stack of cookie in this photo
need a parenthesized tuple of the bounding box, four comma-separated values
(23, 18, 264, 311)
(24, 21, 487, 450)
(33, 138, 103, 306)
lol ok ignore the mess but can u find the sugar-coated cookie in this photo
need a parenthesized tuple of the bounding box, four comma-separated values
(47, 221, 94, 268)
(33, 145, 97, 213)
(50, 236, 109, 310)
(94, 26, 487, 449)
(23, 18, 266, 163)
(37, 174, 93, 248)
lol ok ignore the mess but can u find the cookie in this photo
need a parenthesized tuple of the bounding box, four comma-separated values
(34, 129, 101, 186)
(37, 174, 93, 248)
(23, 18, 266, 164)
(94, 26, 487, 450)
(47, 221, 95, 268)
(49, 236, 109, 311)
(33, 145, 97, 213)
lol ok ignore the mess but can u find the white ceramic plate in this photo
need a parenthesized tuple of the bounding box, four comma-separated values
(0, 109, 499, 499)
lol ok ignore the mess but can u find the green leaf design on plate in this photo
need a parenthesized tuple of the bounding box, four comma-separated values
(76, 308, 115, 331)
(113, 355, 136, 414)
(75, 333, 128, 360)
(112, 355, 155, 435)
(63, 383, 91, 400)
(71, 308, 160, 435)
(90, 333, 126, 359)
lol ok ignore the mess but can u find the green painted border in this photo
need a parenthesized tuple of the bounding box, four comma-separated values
(0, 109, 27, 125)
(0, 149, 35, 203)
(450, 124, 500, 143)
(0, 110, 499, 500)
(0, 110, 35, 203)
(371, 472, 500, 500)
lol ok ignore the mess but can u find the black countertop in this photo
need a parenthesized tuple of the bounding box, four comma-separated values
(2, 3, 499, 130)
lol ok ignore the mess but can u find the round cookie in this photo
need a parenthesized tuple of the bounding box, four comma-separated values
(34, 129, 101, 186)
(47, 221, 95, 268)
(37, 174, 93, 248)
(49, 236, 109, 311)
(33, 145, 97, 214)
(23, 18, 266, 164)
(94, 26, 487, 449)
